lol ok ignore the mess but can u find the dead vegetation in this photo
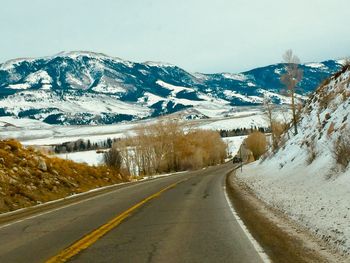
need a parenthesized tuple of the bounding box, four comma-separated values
(113, 119, 227, 176)
(245, 131, 267, 160)
(332, 130, 350, 171)
(281, 49, 303, 135)
(306, 140, 318, 165)
(0, 139, 129, 213)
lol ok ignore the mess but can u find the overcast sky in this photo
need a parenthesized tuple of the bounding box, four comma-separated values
(0, 0, 349, 73)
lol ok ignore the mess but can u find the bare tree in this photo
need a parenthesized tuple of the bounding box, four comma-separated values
(263, 95, 276, 149)
(104, 146, 122, 170)
(114, 118, 227, 176)
(281, 49, 303, 135)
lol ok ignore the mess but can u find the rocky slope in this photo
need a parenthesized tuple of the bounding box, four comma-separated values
(0, 51, 343, 124)
(0, 139, 129, 213)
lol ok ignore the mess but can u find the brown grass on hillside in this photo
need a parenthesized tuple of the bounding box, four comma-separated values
(0, 139, 129, 213)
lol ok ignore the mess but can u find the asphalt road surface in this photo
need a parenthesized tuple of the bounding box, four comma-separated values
(0, 162, 264, 263)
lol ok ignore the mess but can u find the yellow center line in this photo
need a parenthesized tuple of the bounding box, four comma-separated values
(46, 178, 187, 263)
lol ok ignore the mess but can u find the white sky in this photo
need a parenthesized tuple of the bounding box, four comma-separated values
(0, 0, 349, 73)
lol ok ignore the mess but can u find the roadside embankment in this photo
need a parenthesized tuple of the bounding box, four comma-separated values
(0, 139, 129, 213)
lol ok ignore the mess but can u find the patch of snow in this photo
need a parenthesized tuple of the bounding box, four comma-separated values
(144, 61, 175, 67)
(7, 83, 31, 90)
(306, 62, 326, 69)
(0, 116, 52, 129)
(156, 80, 193, 95)
(54, 51, 134, 67)
(274, 68, 283, 74)
(222, 73, 247, 81)
(139, 92, 165, 106)
(223, 90, 263, 103)
(92, 76, 127, 94)
(223, 136, 247, 156)
(200, 114, 268, 130)
(25, 70, 52, 85)
(56, 150, 104, 166)
(0, 90, 151, 118)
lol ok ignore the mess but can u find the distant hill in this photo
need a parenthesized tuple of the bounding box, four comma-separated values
(0, 51, 344, 125)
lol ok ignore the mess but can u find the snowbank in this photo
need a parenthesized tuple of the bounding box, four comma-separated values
(237, 159, 350, 255)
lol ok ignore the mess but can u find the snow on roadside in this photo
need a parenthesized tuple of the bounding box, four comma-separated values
(237, 158, 350, 255)
(236, 66, 350, 255)
(222, 136, 247, 156)
(56, 150, 105, 166)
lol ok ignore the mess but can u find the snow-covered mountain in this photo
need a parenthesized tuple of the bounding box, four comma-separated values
(0, 51, 344, 125)
(236, 64, 350, 254)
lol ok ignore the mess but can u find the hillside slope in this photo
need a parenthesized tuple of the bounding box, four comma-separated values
(0, 51, 343, 124)
(0, 139, 128, 213)
(236, 65, 350, 255)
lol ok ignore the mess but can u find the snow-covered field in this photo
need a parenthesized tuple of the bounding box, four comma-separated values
(223, 136, 246, 157)
(236, 66, 350, 255)
(56, 150, 105, 166)
(0, 106, 277, 146)
(55, 136, 247, 170)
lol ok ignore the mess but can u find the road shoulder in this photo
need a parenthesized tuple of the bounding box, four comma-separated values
(226, 169, 346, 263)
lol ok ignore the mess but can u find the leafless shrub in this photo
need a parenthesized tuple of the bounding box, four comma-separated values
(104, 146, 122, 170)
(306, 140, 317, 165)
(319, 92, 335, 110)
(341, 90, 350, 102)
(271, 121, 288, 152)
(332, 131, 350, 170)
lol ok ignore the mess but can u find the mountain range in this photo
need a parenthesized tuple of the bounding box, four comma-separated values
(0, 51, 344, 125)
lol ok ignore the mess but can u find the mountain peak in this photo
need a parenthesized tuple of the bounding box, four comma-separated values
(0, 52, 344, 125)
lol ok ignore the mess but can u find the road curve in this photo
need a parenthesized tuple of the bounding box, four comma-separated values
(0, 162, 263, 263)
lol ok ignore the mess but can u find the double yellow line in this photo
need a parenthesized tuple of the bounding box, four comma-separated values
(46, 179, 186, 262)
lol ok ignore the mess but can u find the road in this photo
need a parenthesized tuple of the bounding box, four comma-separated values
(0, 162, 264, 263)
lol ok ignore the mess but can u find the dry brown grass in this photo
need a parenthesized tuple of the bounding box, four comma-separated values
(306, 140, 317, 165)
(327, 122, 335, 137)
(332, 131, 350, 171)
(0, 139, 129, 213)
(245, 131, 267, 160)
(271, 121, 289, 151)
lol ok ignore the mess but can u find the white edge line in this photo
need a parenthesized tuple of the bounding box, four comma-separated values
(223, 184, 271, 263)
